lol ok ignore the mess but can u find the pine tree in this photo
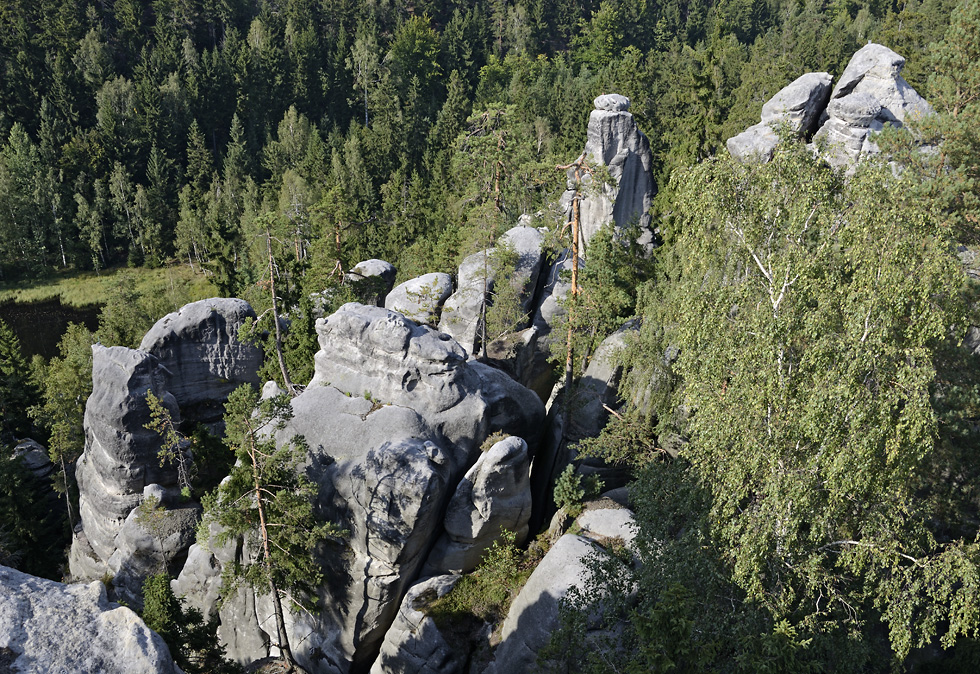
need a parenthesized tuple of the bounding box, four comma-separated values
(200, 385, 343, 670)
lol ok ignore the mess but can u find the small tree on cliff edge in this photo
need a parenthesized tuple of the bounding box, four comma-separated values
(200, 384, 343, 670)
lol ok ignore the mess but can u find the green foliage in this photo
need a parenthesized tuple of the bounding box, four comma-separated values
(553, 464, 586, 515)
(424, 530, 534, 629)
(199, 385, 344, 625)
(0, 449, 65, 579)
(144, 391, 191, 498)
(0, 318, 36, 440)
(141, 573, 241, 674)
(577, 142, 980, 668)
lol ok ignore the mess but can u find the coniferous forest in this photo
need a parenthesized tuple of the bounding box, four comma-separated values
(2, 0, 980, 671)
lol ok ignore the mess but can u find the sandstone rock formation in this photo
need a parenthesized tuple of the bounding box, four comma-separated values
(814, 43, 932, 169)
(0, 564, 180, 674)
(562, 94, 655, 251)
(369, 575, 464, 674)
(139, 297, 262, 428)
(175, 303, 545, 672)
(424, 435, 533, 575)
(727, 44, 933, 171)
(727, 72, 832, 161)
(385, 272, 454, 325)
(346, 259, 398, 306)
(69, 346, 184, 583)
(484, 505, 637, 674)
(438, 225, 546, 358)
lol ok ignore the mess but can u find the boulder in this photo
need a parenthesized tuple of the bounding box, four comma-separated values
(760, 72, 833, 134)
(726, 123, 780, 162)
(563, 94, 655, 251)
(424, 436, 533, 574)
(11, 439, 53, 480)
(139, 297, 262, 428)
(370, 575, 465, 674)
(385, 273, 454, 326)
(812, 92, 884, 169)
(829, 43, 932, 124)
(727, 72, 832, 162)
(0, 564, 180, 674)
(346, 259, 398, 306)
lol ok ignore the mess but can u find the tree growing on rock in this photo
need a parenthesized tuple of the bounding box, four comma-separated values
(200, 385, 343, 670)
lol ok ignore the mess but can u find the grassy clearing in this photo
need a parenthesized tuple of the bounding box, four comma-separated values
(0, 265, 217, 308)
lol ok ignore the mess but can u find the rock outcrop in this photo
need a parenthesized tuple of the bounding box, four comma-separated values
(727, 72, 832, 161)
(814, 43, 932, 169)
(485, 505, 637, 674)
(346, 259, 398, 306)
(424, 435, 533, 574)
(139, 297, 262, 428)
(438, 225, 546, 358)
(369, 574, 464, 674)
(69, 346, 184, 583)
(562, 94, 655, 251)
(175, 303, 545, 672)
(0, 564, 180, 674)
(727, 43, 933, 171)
(385, 272, 454, 326)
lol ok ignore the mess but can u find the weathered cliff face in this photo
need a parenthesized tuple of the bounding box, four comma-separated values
(562, 94, 656, 252)
(727, 43, 933, 170)
(139, 297, 263, 429)
(69, 346, 183, 585)
(175, 303, 546, 673)
(0, 564, 181, 674)
(71, 298, 263, 606)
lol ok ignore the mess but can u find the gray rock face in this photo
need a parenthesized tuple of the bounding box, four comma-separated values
(12, 439, 53, 480)
(812, 92, 884, 168)
(438, 249, 494, 356)
(108, 498, 201, 607)
(725, 122, 780, 162)
(727, 44, 933, 171)
(71, 346, 182, 574)
(526, 249, 584, 398)
(438, 226, 546, 357)
(568, 98, 655, 250)
(370, 575, 464, 674)
(0, 564, 180, 674)
(760, 72, 833, 134)
(177, 303, 545, 673)
(347, 259, 398, 307)
(485, 534, 598, 674)
(728, 72, 832, 162)
(830, 43, 932, 124)
(385, 273, 454, 326)
(139, 297, 262, 428)
(594, 93, 630, 112)
(425, 436, 532, 574)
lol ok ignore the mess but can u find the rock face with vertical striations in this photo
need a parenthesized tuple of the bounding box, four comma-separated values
(0, 564, 181, 674)
(369, 574, 464, 674)
(139, 297, 263, 429)
(562, 94, 655, 252)
(69, 346, 183, 581)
